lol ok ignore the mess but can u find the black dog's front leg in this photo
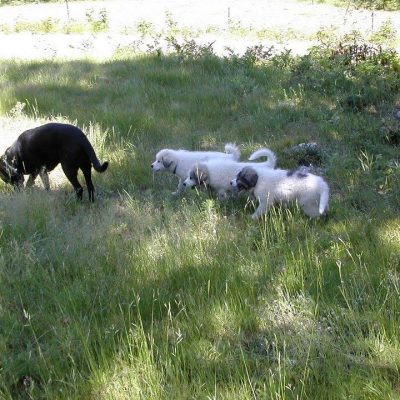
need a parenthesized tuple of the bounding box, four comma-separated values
(12, 174, 25, 190)
(25, 174, 37, 188)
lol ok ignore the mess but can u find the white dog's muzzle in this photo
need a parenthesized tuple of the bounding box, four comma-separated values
(183, 177, 196, 188)
(151, 160, 164, 171)
(230, 178, 240, 193)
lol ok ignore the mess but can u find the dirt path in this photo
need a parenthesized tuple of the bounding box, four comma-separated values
(0, 0, 399, 59)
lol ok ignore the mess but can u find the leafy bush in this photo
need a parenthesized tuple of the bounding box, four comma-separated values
(290, 34, 400, 108)
(370, 19, 398, 44)
(352, 0, 400, 10)
(85, 7, 108, 33)
(308, 0, 400, 10)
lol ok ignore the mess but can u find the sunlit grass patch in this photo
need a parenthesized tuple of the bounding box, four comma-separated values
(90, 323, 164, 400)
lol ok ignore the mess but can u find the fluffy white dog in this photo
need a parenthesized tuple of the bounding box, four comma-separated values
(230, 166, 330, 219)
(182, 148, 277, 199)
(151, 143, 240, 194)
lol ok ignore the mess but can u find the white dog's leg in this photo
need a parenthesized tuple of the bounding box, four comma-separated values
(251, 198, 271, 219)
(300, 200, 320, 218)
(172, 178, 184, 195)
(39, 168, 50, 191)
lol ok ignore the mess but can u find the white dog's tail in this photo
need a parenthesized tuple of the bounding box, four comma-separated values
(248, 147, 277, 168)
(319, 181, 330, 215)
(224, 143, 241, 161)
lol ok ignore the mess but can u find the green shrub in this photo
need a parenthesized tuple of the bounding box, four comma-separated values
(370, 19, 398, 44)
(85, 7, 109, 33)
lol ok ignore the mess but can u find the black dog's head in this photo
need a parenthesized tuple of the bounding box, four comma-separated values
(0, 152, 24, 187)
(231, 167, 258, 193)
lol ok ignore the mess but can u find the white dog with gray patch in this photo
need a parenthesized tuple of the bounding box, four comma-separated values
(182, 148, 277, 199)
(230, 166, 330, 219)
(151, 143, 240, 194)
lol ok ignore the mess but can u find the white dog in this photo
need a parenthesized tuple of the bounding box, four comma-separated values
(230, 166, 329, 219)
(151, 143, 240, 194)
(182, 148, 277, 199)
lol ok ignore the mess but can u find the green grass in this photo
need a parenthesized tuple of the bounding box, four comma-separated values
(0, 40, 399, 399)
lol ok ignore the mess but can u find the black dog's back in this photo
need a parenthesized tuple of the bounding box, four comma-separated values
(11, 123, 108, 173)
(5, 122, 108, 201)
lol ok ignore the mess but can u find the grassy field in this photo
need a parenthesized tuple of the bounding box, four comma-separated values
(0, 30, 399, 400)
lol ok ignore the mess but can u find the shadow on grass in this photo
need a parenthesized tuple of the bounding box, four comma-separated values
(1, 183, 398, 398)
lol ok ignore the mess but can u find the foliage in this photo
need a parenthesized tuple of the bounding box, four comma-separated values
(369, 19, 398, 44)
(351, 0, 400, 10)
(0, 7, 109, 34)
(303, 0, 400, 10)
(85, 7, 108, 33)
(292, 33, 400, 112)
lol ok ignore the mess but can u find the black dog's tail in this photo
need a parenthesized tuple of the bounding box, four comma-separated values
(94, 161, 109, 173)
(82, 136, 109, 173)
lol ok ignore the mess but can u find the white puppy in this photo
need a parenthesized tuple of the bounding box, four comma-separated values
(151, 143, 240, 194)
(230, 166, 329, 219)
(182, 148, 277, 199)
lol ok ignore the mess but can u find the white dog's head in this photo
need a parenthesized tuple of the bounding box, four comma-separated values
(230, 167, 258, 193)
(183, 163, 209, 189)
(151, 149, 176, 172)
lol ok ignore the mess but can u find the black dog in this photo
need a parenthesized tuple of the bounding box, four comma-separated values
(0, 123, 109, 201)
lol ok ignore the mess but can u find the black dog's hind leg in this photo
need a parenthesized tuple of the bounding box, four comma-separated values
(81, 163, 95, 202)
(61, 163, 83, 200)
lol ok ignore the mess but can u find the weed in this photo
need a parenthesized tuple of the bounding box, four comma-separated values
(370, 19, 398, 45)
(86, 8, 109, 33)
(63, 19, 85, 34)
(136, 20, 155, 38)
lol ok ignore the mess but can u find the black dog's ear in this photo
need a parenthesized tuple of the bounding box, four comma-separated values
(241, 167, 258, 188)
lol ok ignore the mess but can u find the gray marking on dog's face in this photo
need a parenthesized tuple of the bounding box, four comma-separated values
(236, 167, 258, 192)
(188, 170, 197, 188)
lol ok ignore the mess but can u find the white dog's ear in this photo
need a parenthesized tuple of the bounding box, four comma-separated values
(238, 167, 258, 189)
(160, 151, 173, 169)
(162, 157, 173, 169)
(195, 165, 209, 185)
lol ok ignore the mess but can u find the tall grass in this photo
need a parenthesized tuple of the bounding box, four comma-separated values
(0, 37, 399, 399)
